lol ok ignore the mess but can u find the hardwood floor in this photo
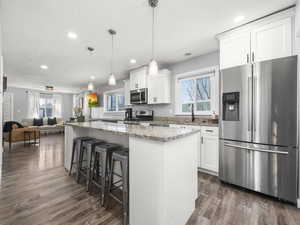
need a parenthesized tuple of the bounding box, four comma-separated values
(0, 134, 299, 225)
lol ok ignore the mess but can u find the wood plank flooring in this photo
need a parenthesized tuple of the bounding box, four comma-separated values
(1, 134, 299, 225)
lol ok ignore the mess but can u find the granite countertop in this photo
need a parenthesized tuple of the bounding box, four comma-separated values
(66, 121, 200, 142)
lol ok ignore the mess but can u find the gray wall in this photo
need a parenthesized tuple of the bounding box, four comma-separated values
(132, 51, 220, 117)
(6, 86, 74, 122)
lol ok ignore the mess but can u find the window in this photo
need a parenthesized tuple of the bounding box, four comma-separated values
(104, 89, 125, 112)
(175, 68, 218, 115)
(39, 93, 53, 118)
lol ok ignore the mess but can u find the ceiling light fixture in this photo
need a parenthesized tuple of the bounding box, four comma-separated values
(88, 82, 94, 91)
(108, 29, 117, 86)
(148, 0, 159, 76)
(40, 65, 48, 70)
(90, 75, 95, 80)
(130, 59, 137, 64)
(67, 31, 78, 40)
(234, 15, 245, 23)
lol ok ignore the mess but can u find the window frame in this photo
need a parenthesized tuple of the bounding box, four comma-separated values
(103, 88, 125, 113)
(39, 93, 54, 118)
(174, 67, 219, 116)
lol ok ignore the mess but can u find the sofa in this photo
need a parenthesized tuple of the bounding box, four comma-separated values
(21, 118, 65, 135)
(3, 124, 40, 151)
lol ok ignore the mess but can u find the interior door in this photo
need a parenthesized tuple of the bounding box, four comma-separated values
(220, 64, 252, 142)
(252, 56, 297, 146)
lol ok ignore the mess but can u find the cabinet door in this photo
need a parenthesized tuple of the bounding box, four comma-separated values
(124, 80, 131, 106)
(220, 32, 251, 69)
(148, 75, 171, 104)
(251, 17, 292, 62)
(130, 67, 148, 90)
(200, 135, 219, 173)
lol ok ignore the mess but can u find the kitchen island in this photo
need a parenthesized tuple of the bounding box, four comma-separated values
(64, 121, 200, 225)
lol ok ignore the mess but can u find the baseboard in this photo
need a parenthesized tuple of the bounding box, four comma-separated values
(198, 167, 218, 177)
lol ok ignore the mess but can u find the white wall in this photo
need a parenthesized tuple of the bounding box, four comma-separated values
(6, 86, 74, 122)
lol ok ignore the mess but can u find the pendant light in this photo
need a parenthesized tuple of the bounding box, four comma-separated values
(88, 82, 94, 91)
(108, 29, 117, 86)
(148, 0, 159, 76)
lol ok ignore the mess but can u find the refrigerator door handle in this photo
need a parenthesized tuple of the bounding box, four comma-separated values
(247, 76, 252, 132)
(223, 143, 288, 155)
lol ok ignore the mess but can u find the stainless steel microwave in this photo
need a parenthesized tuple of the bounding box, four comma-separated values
(130, 88, 148, 104)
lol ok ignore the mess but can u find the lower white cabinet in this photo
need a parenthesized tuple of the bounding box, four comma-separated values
(199, 126, 219, 175)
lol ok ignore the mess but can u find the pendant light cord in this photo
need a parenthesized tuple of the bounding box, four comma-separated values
(111, 34, 114, 74)
(151, 7, 155, 60)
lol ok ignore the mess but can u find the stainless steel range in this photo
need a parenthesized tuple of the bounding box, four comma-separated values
(219, 55, 298, 204)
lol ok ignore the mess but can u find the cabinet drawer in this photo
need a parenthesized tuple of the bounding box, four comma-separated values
(201, 126, 218, 137)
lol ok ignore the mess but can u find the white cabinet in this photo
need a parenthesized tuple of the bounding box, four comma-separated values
(148, 70, 171, 104)
(130, 66, 148, 90)
(199, 126, 219, 174)
(220, 33, 251, 70)
(251, 17, 292, 63)
(124, 79, 131, 106)
(219, 16, 293, 69)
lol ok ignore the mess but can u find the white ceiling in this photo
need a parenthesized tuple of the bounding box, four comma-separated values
(1, 0, 296, 92)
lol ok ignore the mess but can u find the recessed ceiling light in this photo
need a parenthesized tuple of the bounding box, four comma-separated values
(90, 75, 95, 80)
(185, 52, 192, 56)
(67, 31, 78, 40)
(234, 16, 245, 23)
(130, 59, 137, 64)
(40, 65, 48, 70)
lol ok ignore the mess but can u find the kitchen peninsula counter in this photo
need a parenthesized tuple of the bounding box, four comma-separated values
(64, 121, 200, 225)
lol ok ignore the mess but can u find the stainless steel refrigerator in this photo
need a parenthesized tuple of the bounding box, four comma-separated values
(219, 55, 298, 204)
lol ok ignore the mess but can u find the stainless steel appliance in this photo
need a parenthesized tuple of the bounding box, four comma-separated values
(130, 88, 148, 104)
(219, 56, 298, 204)
(124, 108, 133, 121)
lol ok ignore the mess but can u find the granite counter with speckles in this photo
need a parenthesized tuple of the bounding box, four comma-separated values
(66, 121, 200, 142)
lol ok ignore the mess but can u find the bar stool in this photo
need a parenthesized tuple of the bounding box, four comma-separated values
(82, 139, 106, 190)
(90, 143, 122, 206)
(107, 149, 129, 225)
(77, 138, 106, 185)
(69, 137, 94, 176)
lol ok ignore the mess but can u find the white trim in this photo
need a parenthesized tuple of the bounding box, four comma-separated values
(174, 66, 219, 116)
(103, 88, 125, 113)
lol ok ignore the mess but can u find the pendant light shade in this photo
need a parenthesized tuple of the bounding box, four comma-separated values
(88, 82, 94, 91)
(108, 29, 117, 85)
(148, 0, 159, 76)
(108, 73, 116, 86)
(148, 59, 158, 76)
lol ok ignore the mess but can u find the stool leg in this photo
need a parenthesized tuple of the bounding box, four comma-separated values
(106, 158, 115, 209)
(76, 141, 82, 183)
(100, 151, 108, 207)
(69, 140, 76, 176)
(86, 145, 92, 191)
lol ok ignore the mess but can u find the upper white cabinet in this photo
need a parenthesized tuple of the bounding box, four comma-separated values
(124, 79, 131, 106)
(219, 15, 293, 69)
(220, 33, 251, 70)
(130, 66, 148, 90)
(148, 70, 171, 104)
(251, 17, 292, 63)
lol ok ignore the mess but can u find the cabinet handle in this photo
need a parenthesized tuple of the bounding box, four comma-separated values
(205, 130, 213, 133)
(153, 97, 157, 102)
(201, 136, 203, 144)
(252, 52, 255, 62)
(135, 83, 138, 89)
(247, 54, 249, 63)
